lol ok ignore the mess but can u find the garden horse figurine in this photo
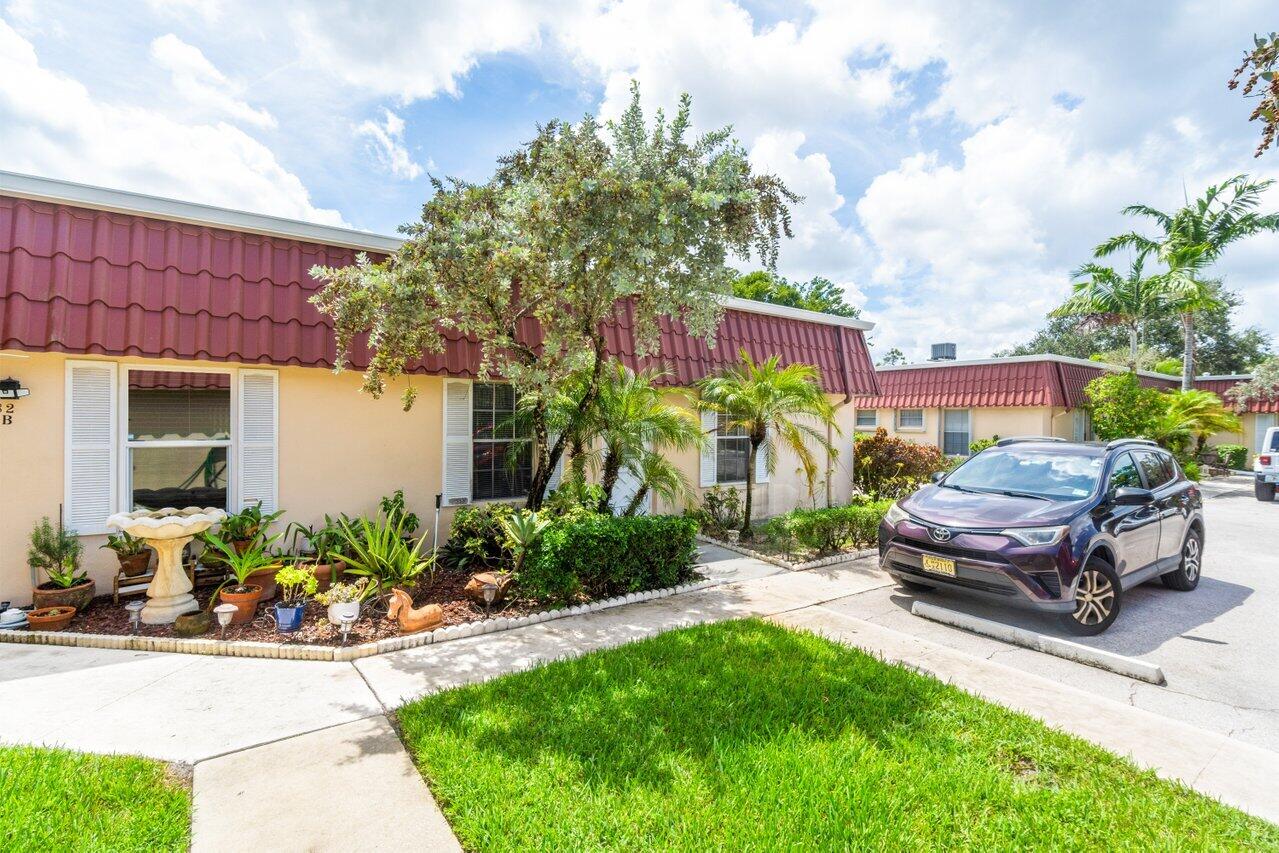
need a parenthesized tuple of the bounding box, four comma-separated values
(386, 588, 443, 634)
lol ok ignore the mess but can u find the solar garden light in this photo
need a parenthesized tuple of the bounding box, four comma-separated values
(338, 612, 357, 645)
(213, 603, 238, 640)
(482, 581, 498, 615)
(124, 600, 145, 635)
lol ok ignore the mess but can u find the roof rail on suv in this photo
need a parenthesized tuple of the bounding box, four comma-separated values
(995, 436, 1066, 447)
(1104, 438, 1159, 450)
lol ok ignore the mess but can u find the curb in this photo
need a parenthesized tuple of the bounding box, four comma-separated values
(910, 601, 1167, 685)
(0, 578, 725, 663)
(696, 534, 876, 571)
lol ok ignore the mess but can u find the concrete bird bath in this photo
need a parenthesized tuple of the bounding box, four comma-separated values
(106, 507, 226, 624)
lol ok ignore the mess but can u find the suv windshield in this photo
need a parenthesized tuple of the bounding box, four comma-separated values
(943, 447, 1104, 500)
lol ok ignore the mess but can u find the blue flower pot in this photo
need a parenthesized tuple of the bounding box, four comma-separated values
(273, 602, 306, 633)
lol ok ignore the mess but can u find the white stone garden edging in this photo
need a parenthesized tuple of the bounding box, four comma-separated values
(697, 534, 876, 571)
(0, 577, 725, 662)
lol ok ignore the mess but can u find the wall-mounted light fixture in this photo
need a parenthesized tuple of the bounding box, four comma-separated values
(0, 377, 29, 399)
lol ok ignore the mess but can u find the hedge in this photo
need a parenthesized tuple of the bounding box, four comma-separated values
(521, 515, 700, 602)
(1214, 444, 1248, 470)
(763, 500, 892, 557)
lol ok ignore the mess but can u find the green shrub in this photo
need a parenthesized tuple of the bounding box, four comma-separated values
(1181, 460, 1201, 481)
(521, 515, 699, 601)
(439, 503, 517, 573)
(1214, 444, 1248, 470)
(687, 485, 743, 536)
(969, 435, 999, 454)
(853, 428, 947, 500)
(1084, 372, 1165, 441)
(762, 501, 891, 557)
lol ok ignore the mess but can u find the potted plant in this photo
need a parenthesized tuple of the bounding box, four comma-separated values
(220, 502, 285, 553)
(314, 578, 368, 627)
(272, 565, 317, 633)
(100, 531, 151, 577)
(379, 490, 420, 542)
(335, 513, 430, 607)
(204, 531, 282, 625)
(28, 517, 94, 611)
(286, 515, 347, 592)
(27, 606, 76, 631)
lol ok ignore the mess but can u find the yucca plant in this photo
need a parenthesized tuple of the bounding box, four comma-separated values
(336, 514, 430, 600)
(499, 510, 551, 577)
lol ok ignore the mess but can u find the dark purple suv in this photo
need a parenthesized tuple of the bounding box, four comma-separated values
(878, 437, 1204, 635)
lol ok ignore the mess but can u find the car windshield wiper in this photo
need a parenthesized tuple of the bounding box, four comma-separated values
(941, 482, 982, 494)
(988, 489, 1053, 501)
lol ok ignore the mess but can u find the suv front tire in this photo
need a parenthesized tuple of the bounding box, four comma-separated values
(1059, 556, 1122, 636)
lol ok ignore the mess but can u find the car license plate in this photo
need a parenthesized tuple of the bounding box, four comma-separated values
(921, 555, 956, 577)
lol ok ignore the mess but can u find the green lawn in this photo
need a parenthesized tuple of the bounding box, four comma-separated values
(0, 746, 190, 852)
(399, 619, 1278, 851)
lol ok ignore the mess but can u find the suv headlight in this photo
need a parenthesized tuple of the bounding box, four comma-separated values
(884, 502, 910, 527)
(1001, 525, 1069, 546)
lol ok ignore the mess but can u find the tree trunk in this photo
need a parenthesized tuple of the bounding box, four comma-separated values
(1181, 312, 1195, 392)
(741, 437, 760, 538)
(526, 336, 608, 509)
(598, 449, 621, 514)
(623, 484, 649, 517)
(1128, 326, 1139, 370)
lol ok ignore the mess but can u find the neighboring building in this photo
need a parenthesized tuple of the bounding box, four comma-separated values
(0, 171, 879, 605)
(854, 354, 1180, 454)
(1195, 374, 1278, 466)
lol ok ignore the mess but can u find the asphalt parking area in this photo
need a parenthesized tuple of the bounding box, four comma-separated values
(824, 476, 1279, 750)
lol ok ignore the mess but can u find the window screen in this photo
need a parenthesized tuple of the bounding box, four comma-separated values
(472, 383, 531, 500)
(716, 412, 751, 483)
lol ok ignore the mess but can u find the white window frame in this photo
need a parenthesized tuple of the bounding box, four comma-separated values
(941, 409, 971, 456)
(896, 408, 925, 431)
(715, 411, 751, 484)
(854, 408, 878, 430)
(119, 365, 237, 515)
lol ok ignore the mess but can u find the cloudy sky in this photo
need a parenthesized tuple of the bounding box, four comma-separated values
(3, 1, 1276, 361)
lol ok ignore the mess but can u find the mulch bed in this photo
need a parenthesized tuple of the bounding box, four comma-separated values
(61, 571, 548, 647)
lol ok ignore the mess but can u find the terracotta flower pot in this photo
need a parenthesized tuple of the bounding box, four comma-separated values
(32, 579, 95, 612)
(244, 565, 282, 600)
(118, 552, 151, 577)
(310, 561, 345, 593)
(28, 606, 76, 631)
(219, 584, 263, 625)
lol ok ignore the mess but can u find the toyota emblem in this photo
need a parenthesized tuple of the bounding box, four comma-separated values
(929, 527, 953, 543)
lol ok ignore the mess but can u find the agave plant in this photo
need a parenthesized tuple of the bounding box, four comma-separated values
(499, 510, 551, 576)
(202, 531, 284, 593)
(335, 513, 430, 600)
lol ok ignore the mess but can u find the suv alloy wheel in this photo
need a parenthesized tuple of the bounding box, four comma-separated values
(1059, 556, 1122, 636)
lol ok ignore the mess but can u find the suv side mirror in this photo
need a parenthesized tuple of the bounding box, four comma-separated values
(930, 471, 946, 483)
(1112, 486, 1154, 506)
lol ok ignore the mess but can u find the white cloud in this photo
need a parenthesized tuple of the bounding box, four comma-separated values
(355, 108, 423, 181)
(149, 33, 275, 128)
(0, 20, 344, 225)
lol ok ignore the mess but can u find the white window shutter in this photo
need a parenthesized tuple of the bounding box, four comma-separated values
(237, 370, 278, 512)
(443, 380, 473, 505)
(699, 409, 717, 487)
(64, 360, 117, 532)
(545, 432, 564, 492)
(755, 428, 770, 484)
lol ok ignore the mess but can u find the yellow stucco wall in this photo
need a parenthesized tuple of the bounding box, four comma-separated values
(0, 351, 859, 604)
(854, 406, 1063, 450)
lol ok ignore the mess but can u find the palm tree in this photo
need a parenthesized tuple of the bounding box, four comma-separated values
(696, 351, 836, 537)
(1150, 390, 1242, 457)
(1050, 257, 1169, 369)
(1096, 175, 1279, 389)
(620, 449, 695, 516)
(586, 364, 706, 514)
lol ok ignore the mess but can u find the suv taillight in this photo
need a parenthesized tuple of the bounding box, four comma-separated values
(1262, 455, 1273, 466)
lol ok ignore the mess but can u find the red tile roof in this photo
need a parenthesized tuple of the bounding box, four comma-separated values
(1196, 376, 1279, 414)
(0, 194, 878, 395)
(856, 357, 1180, 410)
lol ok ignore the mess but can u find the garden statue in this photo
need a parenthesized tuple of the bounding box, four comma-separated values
(386, 587, 443, 634)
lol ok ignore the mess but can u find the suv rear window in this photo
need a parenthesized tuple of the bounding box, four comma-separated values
(1134, 450, 1174, 488)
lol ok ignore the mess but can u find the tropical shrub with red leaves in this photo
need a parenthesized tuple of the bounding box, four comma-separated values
(853, 428, 948, 500)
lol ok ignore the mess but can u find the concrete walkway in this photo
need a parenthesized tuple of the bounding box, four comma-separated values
(2, 545, 1276, 848)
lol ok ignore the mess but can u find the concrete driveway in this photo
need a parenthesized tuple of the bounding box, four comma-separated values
(826, 475, 1279, 750)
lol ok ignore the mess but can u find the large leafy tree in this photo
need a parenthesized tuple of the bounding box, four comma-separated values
(1095, 175, 1279, 390)
(1049, 258, 1169, 369)
(1229, 32, 1279, 157)
(696, 351, 835, 537)
(311, 85, 797, 508)
(1227, 356, 1279, 408)
(731, 270, 859, 317)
